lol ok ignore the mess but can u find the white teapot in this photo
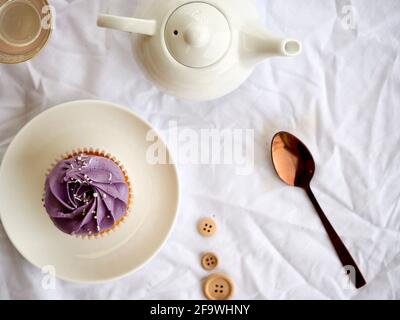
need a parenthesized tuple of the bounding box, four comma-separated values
(98, 0, 301, 101)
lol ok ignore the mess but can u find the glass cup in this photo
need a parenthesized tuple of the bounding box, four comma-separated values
(0, 0, 52, 64)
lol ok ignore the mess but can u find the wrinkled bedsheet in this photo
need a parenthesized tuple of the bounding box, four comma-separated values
(1, 0, 400, 300)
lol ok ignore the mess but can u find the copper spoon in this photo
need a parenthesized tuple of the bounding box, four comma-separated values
(271, 131, 366, 289)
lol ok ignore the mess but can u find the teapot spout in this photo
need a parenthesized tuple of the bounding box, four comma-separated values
(240, 28, 302, 65)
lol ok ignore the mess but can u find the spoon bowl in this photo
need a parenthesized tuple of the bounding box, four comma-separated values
(271, 131, 315, 188)
(271, 131, 367, 289)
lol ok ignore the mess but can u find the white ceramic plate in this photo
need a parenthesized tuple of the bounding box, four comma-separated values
(0, 100, 180, 283)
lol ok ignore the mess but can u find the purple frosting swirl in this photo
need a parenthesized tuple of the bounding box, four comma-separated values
(44, 154, 129, 236)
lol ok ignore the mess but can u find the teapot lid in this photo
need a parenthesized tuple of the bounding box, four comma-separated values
(164, 2, 231, 68)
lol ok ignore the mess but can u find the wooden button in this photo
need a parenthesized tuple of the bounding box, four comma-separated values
(203, 273, 234, 300)
(197, 218, 217, 237)
(201, 252, 219, 271)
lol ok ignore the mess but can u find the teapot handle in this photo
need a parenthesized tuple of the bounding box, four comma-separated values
(97, 14, 156, 36)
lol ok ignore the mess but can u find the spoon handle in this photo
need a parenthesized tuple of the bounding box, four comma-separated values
(305, 186, 367, 289)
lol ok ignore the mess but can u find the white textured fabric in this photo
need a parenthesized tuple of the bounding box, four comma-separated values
(1, 0, 400, 300)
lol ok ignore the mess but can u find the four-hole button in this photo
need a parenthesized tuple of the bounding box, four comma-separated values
(203, 273, 234, 300)
(201, 252, 219, 271)
(197, 218, 217, 237)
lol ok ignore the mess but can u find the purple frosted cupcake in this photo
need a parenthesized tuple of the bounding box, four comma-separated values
(43, 149, 132, 238)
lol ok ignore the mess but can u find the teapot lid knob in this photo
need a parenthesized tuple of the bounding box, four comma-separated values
(183, 24, 210, 48)
(164, 2, 231, 68)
